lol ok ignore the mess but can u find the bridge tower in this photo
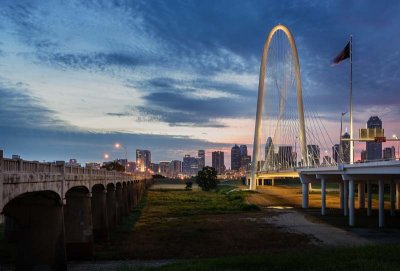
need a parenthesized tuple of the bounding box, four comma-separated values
(250, 24, 308, 190)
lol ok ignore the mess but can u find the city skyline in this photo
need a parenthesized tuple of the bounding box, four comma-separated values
(0, 1, 399, 165)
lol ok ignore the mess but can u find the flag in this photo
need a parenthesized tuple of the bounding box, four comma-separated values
(332, 42, 350, 64)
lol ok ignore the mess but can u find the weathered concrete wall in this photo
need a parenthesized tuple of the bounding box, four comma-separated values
(91, 184, 108, 241)
(106, 183, 117, 230)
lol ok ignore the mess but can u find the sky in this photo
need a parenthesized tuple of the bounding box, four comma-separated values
(0, 0, 399, 166)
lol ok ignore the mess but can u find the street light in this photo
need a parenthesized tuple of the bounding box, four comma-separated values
(115, 143, 128, 172)
(393, 134, 399, 160)
(104, 153, 109, 160)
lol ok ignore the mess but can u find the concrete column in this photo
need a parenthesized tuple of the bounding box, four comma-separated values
(358, 182, 365, 209)
(378, 180, 385, 228)
(122, 183, 129, 215)
(367, 180, 372, 217)
(91, 186, 109, 241)
(106, 184, 117, 230)
(127, 183, 133, 211)
(339, 182, 344, 209)
(271, 179, 275, 186)
(115, 184, 123, 223)
(321, 178, 326, 216)
(3, 192, 67, 271)
(349, 179, 355, 226)
(64, 187, 93, 260)
(396, 183, 400, 210)
(390, 180, 396, 216)
(302, 183, 309, 209)
(343, 180, 348, 217)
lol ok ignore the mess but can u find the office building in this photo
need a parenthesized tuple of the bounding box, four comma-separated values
(307, 144, 320, 166)
(332, 144, 340, 163)
(366, 116, 383, 161)
(182, 155, 199, 176)
(212, 151, 225, 174)
(240, 145, 248, 157)
(383, 146, 396, 160)
(136, 149, 151, 172)
(278, 146, 294, 169)
(169, 160, 182, 178)
(159, 161, 170, 176)
(198, 150, 205, 170)
(231, 144, 241, 171)
(361, 150, 367, 162)
(341, 132, 350, 163)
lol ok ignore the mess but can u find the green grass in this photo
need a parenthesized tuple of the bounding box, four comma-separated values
(119, 245, 400, 271)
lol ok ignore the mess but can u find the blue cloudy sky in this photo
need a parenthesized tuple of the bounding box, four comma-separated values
(0, 0, 399, 165)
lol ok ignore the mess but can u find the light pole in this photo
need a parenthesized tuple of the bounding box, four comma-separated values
(393, 134, 399, 160)
(115, 143, 128, 172)
(339, 112, 347, 163)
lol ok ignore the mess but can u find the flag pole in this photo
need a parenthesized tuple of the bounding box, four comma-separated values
(349, 35, 354, 164)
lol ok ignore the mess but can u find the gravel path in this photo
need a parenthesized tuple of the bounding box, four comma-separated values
(265, 209, 371, 247)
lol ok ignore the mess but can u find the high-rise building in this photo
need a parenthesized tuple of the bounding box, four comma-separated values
(169, 160, 182, 178)
(361, 150, 367, 162)
(198, 150, 205, 170)
(241, 155, 251, 171)
(182, 155, 199, 176)
(212, 151, 225, 174)
(366, 116, 383, 161)
(278, 146, 294, 169)
(239, 145, 248, 157)
(383, 146, 396, 160)
(150, 163, 159, 173)
(136, 149, 151, 172)
(307, 144, 320, 166)
(341, 132, 350, 163)
(332, 144, 340, 163)
(265, 137, 274, 168)
(231, 144, 241, 171)
(159, 161, 170, 177)
(127, 162, 136, 172)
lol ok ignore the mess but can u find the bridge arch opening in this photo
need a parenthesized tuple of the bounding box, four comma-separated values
(250, 24, 308, 190)
(2, 190, 66, 270)
(91, 184, 108, 241)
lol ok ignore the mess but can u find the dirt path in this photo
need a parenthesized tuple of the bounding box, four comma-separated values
(265, 209, 371, 247)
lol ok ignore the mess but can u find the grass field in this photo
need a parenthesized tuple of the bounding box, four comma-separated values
(118, 245, 400, 271)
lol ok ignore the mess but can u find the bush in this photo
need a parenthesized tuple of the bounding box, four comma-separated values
(196, 166, 219, 191)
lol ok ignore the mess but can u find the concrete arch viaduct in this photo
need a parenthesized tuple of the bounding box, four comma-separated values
(0, 150, 152, 270)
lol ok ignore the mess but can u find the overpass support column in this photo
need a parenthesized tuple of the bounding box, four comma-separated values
(367, 181, 372, 216)
(301, 183, 309, 209)
(358, 182, 365, 209)
(339, 182, 344, 209)
(349, 179, 355, 226)
(127, 182, 133, 211)
(106, 185, 117, 230)
(91, 186, 109, 241)
(64, 187, 93, 260)
(343, 180, 348, 217)
(378, 180, 385, 228)
(271, 179, 275, 186)
(390, 180, 396, 216)
(396, 182, 400, 210)
(321, 178, 326, 216)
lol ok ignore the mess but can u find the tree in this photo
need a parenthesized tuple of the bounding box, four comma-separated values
(101, 161, 125, 172)
(196, 166, 219, 191)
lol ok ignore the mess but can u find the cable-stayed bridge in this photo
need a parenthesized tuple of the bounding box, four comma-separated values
(248, 24, 400, 228)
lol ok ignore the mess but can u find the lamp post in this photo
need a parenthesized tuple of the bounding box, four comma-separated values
(339, 112, 348, 163)
(115, 143, 128, 172)
(393, 134, 399, 160)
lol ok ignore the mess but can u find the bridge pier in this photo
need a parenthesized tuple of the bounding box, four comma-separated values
(91, 185, 109, 241)
(378, 180, 385, 228)
(3, 191, 67, 271)
(349, 179, 355, 226)
(127, 182, 133, 211)
(390, 180, 396, 216)
(64, 187, 93, 260)
(106, 184, 117, 230)
(367, 180, 372, 217)
(301, 183, 309, 208)
(321, 178, 326, 216)
(358, 182, 365, 209)
(115, 183, 123, 223)
(122, 182, 129, 215)
(343, 180, 348, 217)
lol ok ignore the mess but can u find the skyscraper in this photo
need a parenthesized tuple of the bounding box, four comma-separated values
(136, 149, 151, 172)
(341, 132, 350, 163)
(169, 160, 182, 178)
(231, 144, 241, 171)
(182, 155, 199, 176)
(383, 146, 395, 160)
(366, 116, 383, 161)
(332, 144, 340, 163)
(265, 137, 274, 168)
(278, 146, 294, 169)
(360, 150, 367, 162)
(239, 145, 248, 157)
(212, 151, 225, 174)
(198, 150, 205, 170)
(307, 144, 320, 166)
